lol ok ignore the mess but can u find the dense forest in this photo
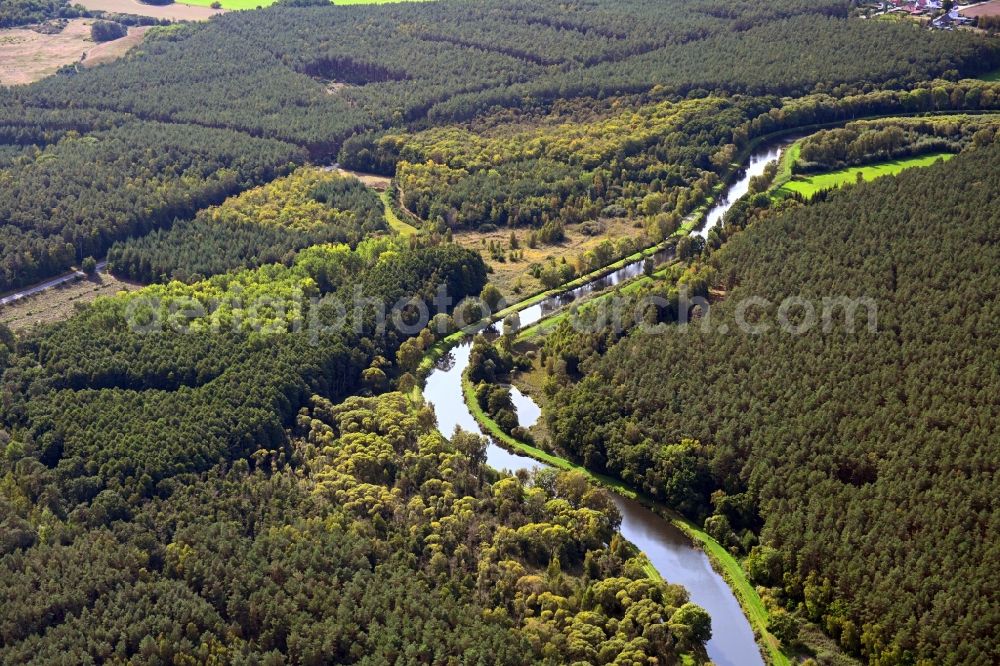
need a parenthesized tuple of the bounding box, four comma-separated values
(540, 141, 1000, 664)
(0, 391, 712, 663)
(342, 95, 760, 234)
(1, 0, 998, 663)
(108, 169, 387, 283)
(3, 237, 486, 503)
(0, 117, 304, 292)
(21, 0, 995, 151)
(1, 0, 998, 287)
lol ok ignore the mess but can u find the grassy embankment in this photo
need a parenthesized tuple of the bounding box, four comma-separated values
(775, 152, 954, 199)
(770, 140, 800, 191)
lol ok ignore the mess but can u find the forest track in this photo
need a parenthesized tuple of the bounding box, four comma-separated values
(0, 261, 107, 308)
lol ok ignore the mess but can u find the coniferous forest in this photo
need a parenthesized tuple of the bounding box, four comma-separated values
(1, 0, 999, 664)
(542, 143, 1000, 665)
(1, 0, 998, 290)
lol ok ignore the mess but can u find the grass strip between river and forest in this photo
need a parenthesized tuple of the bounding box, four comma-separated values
(380, 190, 419, 237)
(775, 152, 954, 199)
(405, 117, 970, 666)
(460, 371, 789, 666)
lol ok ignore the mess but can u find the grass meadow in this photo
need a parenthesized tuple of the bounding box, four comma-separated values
(777, 152, 953, 199)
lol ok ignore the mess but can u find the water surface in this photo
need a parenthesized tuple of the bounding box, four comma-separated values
(424, 137, 798, 666)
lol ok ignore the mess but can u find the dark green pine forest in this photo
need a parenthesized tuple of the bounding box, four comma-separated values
(542, 142, 1000, 665)
(3, 388, 719, 664)
(107, 169, 388, 283)
(0, 0, 998, 664)
(0, 0, 997, 291)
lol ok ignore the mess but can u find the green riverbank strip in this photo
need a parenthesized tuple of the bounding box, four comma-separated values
(771, 140, 801, 191)
(380, 190, 419, 237)
(776, 152, 954, 199)
(461, 372, 789, 666)
(410, 129, 802, 664)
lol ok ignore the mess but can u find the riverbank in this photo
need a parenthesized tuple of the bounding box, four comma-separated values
(461, 371, 789, 666)
(410, 131, 808, 665)
(776, 151, 955, 199)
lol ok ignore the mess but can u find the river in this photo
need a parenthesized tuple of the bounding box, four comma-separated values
(696, 139, 795, 239)
(423, 137, 796, 666)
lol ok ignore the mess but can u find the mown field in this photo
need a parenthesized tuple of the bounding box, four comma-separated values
(0, 19, 145, 85)
(76, 0, 223, 19)
(777, 152, 954, 198)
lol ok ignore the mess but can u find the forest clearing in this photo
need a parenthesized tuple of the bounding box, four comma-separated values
(777, 152, 954, 198)
(75, 0, 223, 20)
(0, 19, 143, 85)
(0, 271, 139, 333)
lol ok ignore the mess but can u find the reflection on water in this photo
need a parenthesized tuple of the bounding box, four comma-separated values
(423, 137, 797, 666)
(508, 386, 541, 428)
(613, 494, 762, 666)
(519, 248, 674, 325)
(696, 137, 799, 239)
(424, 339, 761, 666)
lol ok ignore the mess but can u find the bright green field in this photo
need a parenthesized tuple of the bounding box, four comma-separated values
(778, 152, 953, 199)
(380, 191, 418, 237)
(179, 0, 429, 9)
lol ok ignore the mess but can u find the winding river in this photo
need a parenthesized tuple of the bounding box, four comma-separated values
(423, 137, 796, 666)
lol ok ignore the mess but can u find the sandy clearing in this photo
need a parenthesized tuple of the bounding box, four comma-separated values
(1, 20, 85, 86)
(0, 19, 150, 86)
(76, 0, 225, 21)
(83, 24, 149, 68)
(337, 167, 391, 190)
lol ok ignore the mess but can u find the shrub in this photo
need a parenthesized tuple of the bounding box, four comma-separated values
(90, 20, 127, 43)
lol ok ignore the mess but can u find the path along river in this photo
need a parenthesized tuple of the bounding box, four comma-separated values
(423, 136, 796, 666)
